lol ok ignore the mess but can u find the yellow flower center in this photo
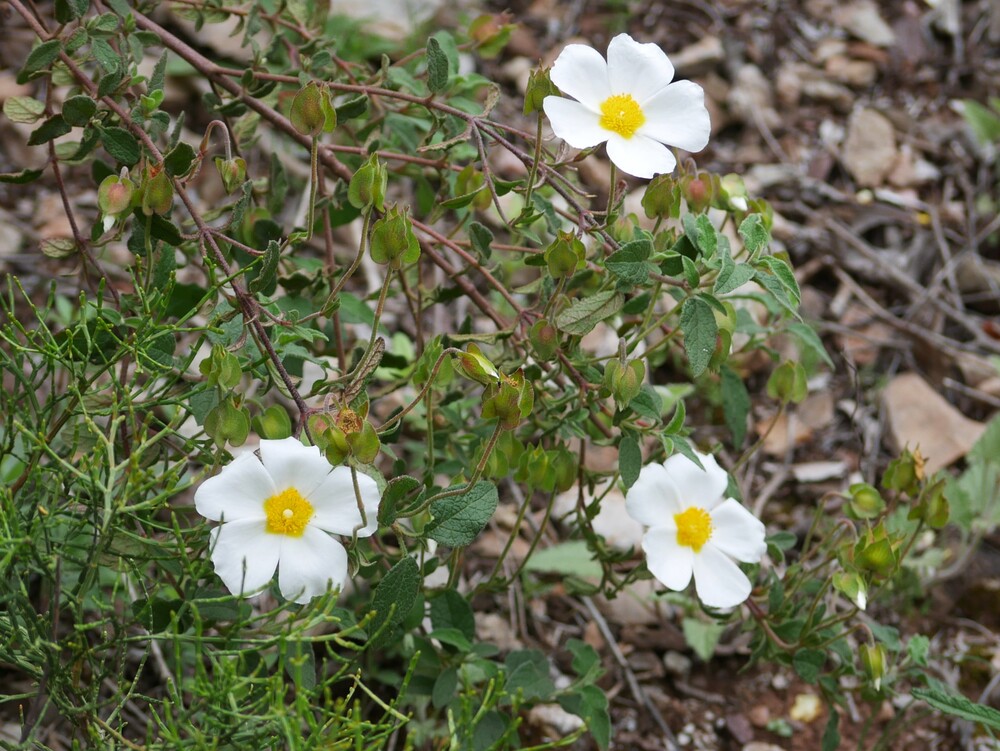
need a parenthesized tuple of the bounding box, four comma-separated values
(674, 506, 713, 552)
(599, 94, 645, 139)
(264, 488, 314, 537)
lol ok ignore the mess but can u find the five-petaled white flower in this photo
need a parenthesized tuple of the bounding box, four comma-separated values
(195, 437, 381, 604)
(542, 33, 711, 179)
(625, 451, 766, 608)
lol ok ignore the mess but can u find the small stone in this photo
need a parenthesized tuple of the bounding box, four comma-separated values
(843, 108, 898, 186)
(742, 744, 786, 751)
(728, 64, 780, 129)
(834, 0, 896, 47)
(825, 56, 878, 87)
(527, 704, 585, 735)
(677, 732, 692, 746)
(726, 714, 755, 744)
(748, 704, 771, 728)
(663, 650, 693, 676)
(771, 673, 790, 690)
(789, 692, 822, 723)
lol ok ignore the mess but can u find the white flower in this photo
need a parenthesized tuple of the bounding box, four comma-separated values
(542, 33, 711, 179)
(195, 437, 381, 604)
(625, 451, 766, 609)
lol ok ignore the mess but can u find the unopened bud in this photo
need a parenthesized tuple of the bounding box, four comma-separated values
(859, 643, 888, 691)
(848, 483, 885, 520)
(544, 231, 584, 279)
(290, 82, 325, 137)
(641, 173, 682, 219)
(370, 205, 419, 269)
(529, 319, 559, 360)
(455, 343, 500, 386)
(348, 153, 387, 212)
(524, 65, 558, 115)
(482, 368, 533, 430)
(214, 156, 247, 193)
(97, 168, 134, 232)
(604, 358, 644, 410)
(141, 167, 173, 216)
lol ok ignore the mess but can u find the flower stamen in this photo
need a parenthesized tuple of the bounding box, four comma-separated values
(599, 94, 645, 139)
(264, 488, 314, 537)
(674, 506, 712, 552)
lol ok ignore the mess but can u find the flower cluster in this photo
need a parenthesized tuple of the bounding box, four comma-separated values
(543, 33, 711, 179)
(625, 451, 767, 609)
(195, 438, 380, 604)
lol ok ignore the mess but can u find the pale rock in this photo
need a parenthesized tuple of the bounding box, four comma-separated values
(475, 612, 523, 651)
(843, 108, 898, 186)
(742, 744, 786, 751)
(825, 55, 878, 87)
(672, 35, 725, 76)
(596, 579, 663, 626)
(663, 650, 693, 675)
(728, 64, 780, 129)
(800, 77, 854, 111)
(819, 119, 845, 148)
(834, 0, 897, 47)
(789, 692, 822, 722)
(883, 372, 987, 474)
(888, 144, 941, 187)
(528, 704, 585, 735)
(747, 704, 771, 727)
(813, 38, 847, 64)
(791, 461, 848, 483)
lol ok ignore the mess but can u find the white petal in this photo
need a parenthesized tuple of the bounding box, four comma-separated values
(642, 526, 694, 591)
(625, 463, 683, 527)
(258, 438, 332, 496)
(308, 466, 381, 538)
(709, 499, 767, 563)
(607, 33, 675, 103)
(691, 544, 753, 608)
(543, 97, 607, 149)
(661, 451, 729, 510)
(277, 528, 348, 604)
(209, 519, 280, 596)
(195, 452, 275, 522)
(605, 133, 677, 178)
(638, 80, 711, 153)
(549, 43, 611, 110)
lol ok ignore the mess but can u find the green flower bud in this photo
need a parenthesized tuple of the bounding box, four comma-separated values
(883, 447, 924, 496)
(766, 360, 808, 404)
(214, 156, 247, 193)
(544, 231, 585, 279)
(348, 153, 387, 212)
(140, 166, 174, 216)
(832, 571, 868, 611)
(854, 527, 900, 578)
(290, 82, 325, 137)
(455, 343, 500, 386)
(641, 173, 682, 219)
(682, 171, 718, 213)
(370, 205, 420, 269)
(524, 65, 558, 115)
(859, 643, 888, 691)
(908, 478, 950, 529)
(97, 168, 134, 232)
(847, 482, 886, 520)
(482, 368, 533, 430)
(529, 319, 559, 360)
(720, 173, 749, 212)
(604, 358, 644, 410)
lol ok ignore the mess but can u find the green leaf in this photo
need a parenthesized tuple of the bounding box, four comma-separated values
(0, 168, 44, 184)
(720, 365, 750, 446)
(3, 96, 46, 124)
(714, 248, 756, 295)
(96, 66, 124, 98)
(335, 94, 368, 121)
(821, 709, 840, 751)
(606, 238, 655, 285)
(738, 213, 769, 257)
(163, 142, 196, 177)
(369, 556, 420, 648)
(379, 475, 420, 526)
(249, 240, 280, 295)
(787, 321, 833, 368)
(682, 618, 725, 661)
(522, 541, 602, 578)
(911, 688, 1000, 731)
(619, 434, 641, 490)
(907, 635, 930, 667)
(505, 650, 556, 700)
(432, 666, 458, 708)
(62, 95, 97, 126)
(468, 221, 493, 259)
(559, 686, 611, 749)
(969, 413, 1000, 465)
(792, 648, 826, 683)
(22, 40, 62, 77)
(683, 213, 717, 259)
(426, 481, 498, 547)
(27, 115, 71, 146)
(753, 269, 798, 316)
(629, 385, 662, 422)
(555, 290, 624, 336)
(91, 37, 121, 73)
(430, 589, 475, 641)
(760, 256, 800, 306)
(426, 37, 450, 94)
(961, 99, 1000, 146)
(679, 296, 717, 377)
(101, 126, 140, 166)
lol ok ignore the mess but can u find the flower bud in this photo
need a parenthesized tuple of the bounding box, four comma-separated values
(604, 358, 644, 410)
(766, 360, 807, 404)
(832, 571, 868, 611)
(544, 231, 584, 279)
(847, 482, 886, 520)
(369, 205, 420, 269)
(720, 173, 749, 212)
(682, 172, 716, 213)
(97, 168, 134, 232)
(859, 643, 888, 691)
(482, 368, 533, 430)
(641, 173, 682, 219)
(908, 478, 950, 529)
(524, 65, 558, 115)
(214, 156, 247, 193)
(882, 448, 922, 496)
(529, 319, 559, 360)
(854, 527, 900, 578)
(455, 343, 500, 386)
(141, 166, 174, 216)
(348, 153, 387, 212)
(290, 82, 325, 137)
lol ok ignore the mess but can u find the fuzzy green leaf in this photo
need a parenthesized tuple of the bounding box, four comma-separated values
(555, 290, 624, 336)
(911, 688, 1000, 731)
(100, 126, 140, 166)
(679, 296, 717, 377)
(27, 115, 71, 146)
(426, 37, 450, 93)
(369, 556, 420, 648)
(619, 434, 641, 490)
(720, 365, 750, 446)
(22, 40, 62, 77)
(426, 481, 498, 547)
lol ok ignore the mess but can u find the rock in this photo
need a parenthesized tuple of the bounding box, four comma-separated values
(887, 144, 941, 187)
(834, 0, 897, 47)
(747, 704, 771, 727)
(883, 372, 987, 474)
(742, 744, 785, 751)
(726, 714, 755, 744)
(475, 612, 523, 652)
(728, 64, 780, 129)
(527, 704, 585, 735)
(791, 461, 849, 483)
(843, 108, 898, 186)
(663, 650, 693, 676)
(825, 55, 878, 87)
(789, 692, 822, 722)
(672, 35, 725, 76)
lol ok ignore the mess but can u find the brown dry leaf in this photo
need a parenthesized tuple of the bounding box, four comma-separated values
(836, 301, 896, 365)
(758, 392, 836, 456)
(883, 372, 987, 473)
